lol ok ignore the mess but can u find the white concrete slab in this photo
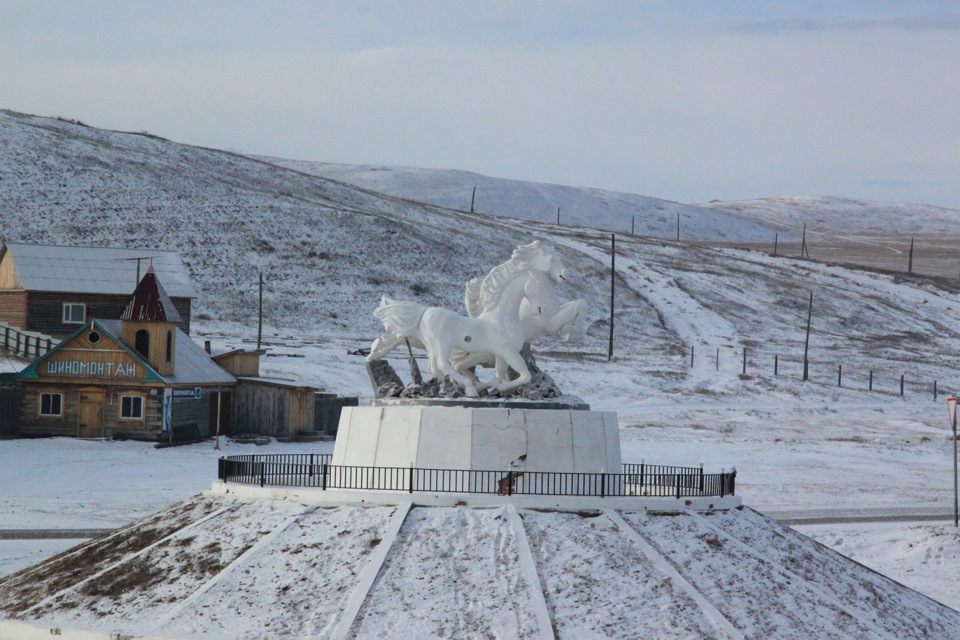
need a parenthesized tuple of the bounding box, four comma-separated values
(334, 407, 383, 467)
(571, 412, 609, 473)
(373, 407, 422, 468)
(471, 409, 527, 470)
(330, 406, 355, 466)
(416, 407, 473, 469)
(522, 410, 575, 472)
(602, 412, 622, 472)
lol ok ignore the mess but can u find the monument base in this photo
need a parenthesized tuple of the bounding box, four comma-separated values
(332, 405, 621, 473)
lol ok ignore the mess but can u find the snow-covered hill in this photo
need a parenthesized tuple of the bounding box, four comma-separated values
(253, 159, 960, 239)
(708, 196, 960, 235)
(253, 157, 781, 241)
(4, 109, 960, 400)
(2, 495, 957, 639)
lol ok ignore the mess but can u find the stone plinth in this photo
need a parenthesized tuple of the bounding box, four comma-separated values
(332, 405, 621, 473)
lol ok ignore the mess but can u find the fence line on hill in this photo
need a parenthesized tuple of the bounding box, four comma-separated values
(0, 323, 59, 359)
(685, 344, 954, 400)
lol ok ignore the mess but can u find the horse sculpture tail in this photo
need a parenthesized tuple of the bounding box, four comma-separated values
(464, 277, 483, 318)
(373, 296, 427, 337)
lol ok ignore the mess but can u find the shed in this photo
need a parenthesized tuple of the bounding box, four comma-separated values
(0, 242, 196, 337)
(233, 377, 319, 439)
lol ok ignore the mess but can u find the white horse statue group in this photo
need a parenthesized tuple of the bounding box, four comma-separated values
(366, 241, 586, 397)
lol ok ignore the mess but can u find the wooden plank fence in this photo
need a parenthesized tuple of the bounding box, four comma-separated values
(0, 322, 59, 359)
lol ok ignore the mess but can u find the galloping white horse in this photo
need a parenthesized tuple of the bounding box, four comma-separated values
(367, 241, 566, 397)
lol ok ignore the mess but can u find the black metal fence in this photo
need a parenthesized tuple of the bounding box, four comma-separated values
(217, 454, 736, 499)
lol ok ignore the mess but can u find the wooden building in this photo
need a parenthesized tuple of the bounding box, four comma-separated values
(0, 242, 195, 337)
(16, 268, 233, 440)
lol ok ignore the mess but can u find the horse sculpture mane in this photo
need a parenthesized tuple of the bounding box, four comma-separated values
(465, 241, 544, 317)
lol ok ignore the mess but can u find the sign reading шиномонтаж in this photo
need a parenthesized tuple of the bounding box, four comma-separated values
(45, 360, 138, 378)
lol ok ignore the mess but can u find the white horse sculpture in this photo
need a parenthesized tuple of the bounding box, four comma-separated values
(367, 241, 568, 397)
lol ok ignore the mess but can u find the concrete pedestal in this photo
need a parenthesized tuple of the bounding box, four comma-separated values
(332, 405, 621, 473)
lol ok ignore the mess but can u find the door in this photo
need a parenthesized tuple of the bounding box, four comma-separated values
(209, 391, 233, 437)
(77, 389, 104, 438)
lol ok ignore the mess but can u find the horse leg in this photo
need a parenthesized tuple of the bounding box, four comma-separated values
(436, 348, 479, 397)
(496, 351, 531, 393)
(366, 333, 406, 362)
(553, 301, 586, 340)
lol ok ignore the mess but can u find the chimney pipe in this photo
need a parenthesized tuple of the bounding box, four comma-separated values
(204, 340, 211, 354)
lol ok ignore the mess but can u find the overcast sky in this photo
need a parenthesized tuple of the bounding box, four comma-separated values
(2, 1, 959, 208)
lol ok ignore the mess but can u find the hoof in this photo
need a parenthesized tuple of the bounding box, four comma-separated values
(465, 387, 480, 398)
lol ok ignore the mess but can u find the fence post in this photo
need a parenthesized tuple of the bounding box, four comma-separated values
(934, 380, 938, 401)
(720, 468, 726, 497)
(639, 462, 644, 489)
(901, 374, 905, 397)
(675, 474, 681, 499)
(507, 471, 514, 496)
(322, 463, 328, 490)
(309, 453, 314, 478)
(601, 472, 606, 498)
(838, 364, 842, 388)
(774, 355, 778, 376)
(742, 348, 746, 375)
(716, 348, 719, 371)
(260, 462, 265, 487)
(699, 464, 704, 493)
(690, 346, 694, 367)
(869, 370, 873, 391)
(409, 465, 414, 494)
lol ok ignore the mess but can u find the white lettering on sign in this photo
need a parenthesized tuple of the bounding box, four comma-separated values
(45, 360, 137, 378)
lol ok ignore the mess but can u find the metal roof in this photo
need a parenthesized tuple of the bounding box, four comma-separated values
(98, 320, 235, 385)
(120, 267, 183, 323)
(236, 376, 319, 390)
(1, 243, 197, 298)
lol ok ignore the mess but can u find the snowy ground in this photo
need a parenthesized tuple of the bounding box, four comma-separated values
(2, 393, 959, 612)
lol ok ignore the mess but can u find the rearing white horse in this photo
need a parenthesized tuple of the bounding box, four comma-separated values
(367, 242, 564, 397)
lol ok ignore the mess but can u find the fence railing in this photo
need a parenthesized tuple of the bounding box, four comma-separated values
(217, 454, 736, 499)
(0, 322, 59, 359)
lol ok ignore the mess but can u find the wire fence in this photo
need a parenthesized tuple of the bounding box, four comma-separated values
(686, 344, 954, 400)
(217, 454, 736, 499)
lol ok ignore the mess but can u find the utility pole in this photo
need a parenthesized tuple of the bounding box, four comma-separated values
(257, 273, 263, 350)
(608, 234, 615, 361)
(557, 207, 561, 225)
(773, 233, 778, 256)
(676, 213, 680, 241)
(470, 187, 476, 213)
(802, 291, 813, 381)
(631, 215, 635, 235)
(908, 236, 914, 274)
(800, 224, 809, 259)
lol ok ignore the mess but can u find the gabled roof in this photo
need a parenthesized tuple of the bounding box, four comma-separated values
(18, 320, 163, 383)
(121, 267, 182, 323)
(18, 320, 235, 386)
(99, 320, 235, 385)
(0, 242, 196, 298)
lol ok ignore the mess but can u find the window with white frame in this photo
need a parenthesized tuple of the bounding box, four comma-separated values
(62, 303, 86, 324)
(120, 395, 144, 420)
(39, 393, 63, 417)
